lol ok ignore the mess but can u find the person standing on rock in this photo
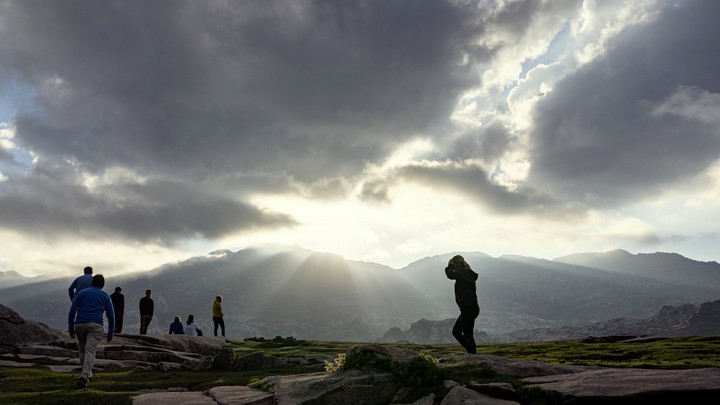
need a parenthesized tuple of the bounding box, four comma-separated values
(445, 255, 479, 354)
(110, 287, 124, 334)
(212, 295, 225, 337)
(68, 266, 93, 301)
(139, 289, 154, 335)
(68, 274, 114, 388)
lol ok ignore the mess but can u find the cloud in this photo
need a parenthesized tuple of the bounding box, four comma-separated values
(2, 0, 719, 272)
(528, 0, 720, 207)
(382, 160, 587, 218)
(0, 164, 297, 244)
(0, 0, 491, 182)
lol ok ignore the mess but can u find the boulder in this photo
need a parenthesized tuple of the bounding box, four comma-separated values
(212, 346, 236, 369)
(0, 304, 69, 352)
(466, 382, 517, 401)
(15, 344, 78, 358)
(234, 351, 285, 371)
(110, 334, 228, 355)
(207, 386, 273, 405)
(392, 393, 435, 405)
(345, 344, 420, 369)
(267, 370, 399, 405)
(155, 361, 182, 372)
(524, 367, 720, 402)
(441, 353, 589, 378)
(132, 391, 216, 405)
(440, 386, 520, 405)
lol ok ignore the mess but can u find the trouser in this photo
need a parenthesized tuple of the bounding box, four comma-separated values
(140, 314, 152, 335)
(213, 316, 225, 337)
(75, 322, 104, 381)
(452, 306, 479, 354)
(114, 313, 123, 334)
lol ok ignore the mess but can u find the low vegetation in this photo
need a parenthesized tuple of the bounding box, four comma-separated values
(1, 336, 718, 404)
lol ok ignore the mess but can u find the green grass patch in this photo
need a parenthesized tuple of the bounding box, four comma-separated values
(467, 335, 720, 368)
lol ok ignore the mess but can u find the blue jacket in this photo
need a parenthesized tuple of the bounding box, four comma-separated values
(68, 286, 115, 337)
(169, 321, 185, 335)
(68, 274, 93, 301)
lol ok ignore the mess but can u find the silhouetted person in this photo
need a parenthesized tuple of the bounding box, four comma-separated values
(68, 266, 93, 301)
(185, 314, 202, 336)
(169, 316, 185, 334)
(139, 289, 154, 335)
(212, 296, 225, 337)
(445, 255, 479, 354)
(68, 274, 114, 389)
(110, 287, 124, 334)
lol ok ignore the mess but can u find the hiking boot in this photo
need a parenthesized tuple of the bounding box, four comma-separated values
(77, 377, 88, 389)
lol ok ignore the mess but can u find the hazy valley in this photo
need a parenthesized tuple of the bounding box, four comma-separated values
(2, 246, 719, 342)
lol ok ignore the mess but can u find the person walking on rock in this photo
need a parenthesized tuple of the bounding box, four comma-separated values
(445, 255, 480, 354)
(212, 296, 225, 337)
(139, 289, 154, 335)
(110, 287, 124, 334)
(68, 274, 114, 388)
(68, 266, 93, 301)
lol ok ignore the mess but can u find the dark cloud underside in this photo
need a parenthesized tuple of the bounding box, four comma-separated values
(1, 0, 486, 180)
(529, 0, 720, 207)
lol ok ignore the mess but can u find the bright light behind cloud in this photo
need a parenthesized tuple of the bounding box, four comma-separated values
(0, 229, 186, 277)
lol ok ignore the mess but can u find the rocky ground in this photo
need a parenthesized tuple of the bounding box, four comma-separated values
(2, 303, 720, 404)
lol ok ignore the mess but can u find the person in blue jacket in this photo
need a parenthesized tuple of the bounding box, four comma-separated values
(68, 274, 115, 388)
(169, 316, 185, 334)
(68, 266, 94, 301)
(445, 255, 479, 354)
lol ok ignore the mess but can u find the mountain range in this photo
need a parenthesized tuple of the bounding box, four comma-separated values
(1, 246, 719, 342)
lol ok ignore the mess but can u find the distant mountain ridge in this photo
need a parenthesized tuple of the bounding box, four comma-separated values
(0, 270, 42, 289)
(1, 247, 719, 342)
(384, 299, 720, 343)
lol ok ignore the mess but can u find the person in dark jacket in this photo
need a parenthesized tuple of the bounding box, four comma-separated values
(169, 316, 185, 334)
(139, 289, 154, 335)
(110, 287, 124, 334)
(445, 255, 479, 353)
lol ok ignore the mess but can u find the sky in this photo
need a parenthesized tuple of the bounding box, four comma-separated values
(1, 0, 719, 278)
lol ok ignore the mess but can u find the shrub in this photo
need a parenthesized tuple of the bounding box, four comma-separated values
(324, 353, 346, 373)
(338, 348, 443, 388)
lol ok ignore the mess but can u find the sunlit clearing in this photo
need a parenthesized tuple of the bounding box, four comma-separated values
(381, 138, 435, 170)
(81, 167, 148, 190)
(240, 183, 600, 268)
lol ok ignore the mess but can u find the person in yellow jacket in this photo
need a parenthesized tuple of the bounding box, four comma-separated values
(212, 296, 225, 337)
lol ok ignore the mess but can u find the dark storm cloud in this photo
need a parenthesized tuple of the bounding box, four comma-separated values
(0, 165, 296, 244)
(394, 163, 586, 218)
(528, 0, 720, 207)
(0, 0, 488, 181)
(0, 0, 501, 241)
(0, 148, 13, 166)
(451, 123, 516, 162)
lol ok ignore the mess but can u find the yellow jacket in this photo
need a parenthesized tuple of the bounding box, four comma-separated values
(212, 300, 223, 317)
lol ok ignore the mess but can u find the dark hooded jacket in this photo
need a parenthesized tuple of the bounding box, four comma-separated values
(445, 262, 479, 309)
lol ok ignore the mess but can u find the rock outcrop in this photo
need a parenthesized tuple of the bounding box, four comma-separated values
(2, 303, 720, 404)
(0, 303, 70, 352)
(523, 367, 720, 403)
